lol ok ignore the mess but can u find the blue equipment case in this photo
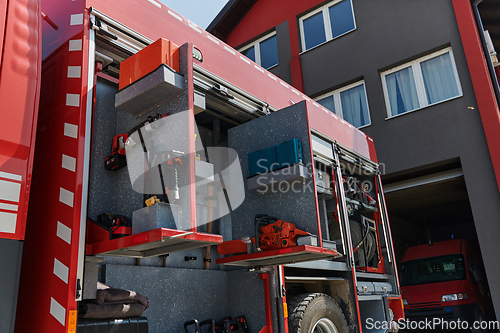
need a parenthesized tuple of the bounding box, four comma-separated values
(248, 139, 302, 177)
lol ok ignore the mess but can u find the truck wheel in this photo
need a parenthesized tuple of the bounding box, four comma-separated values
(472, 306, 487, 333)
(288, 293, 348, 333)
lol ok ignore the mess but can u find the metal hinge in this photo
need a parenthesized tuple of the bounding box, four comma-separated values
(76, 279, 82, 299)
(90, 17, 118, 40)
(212, 84, 234, 99)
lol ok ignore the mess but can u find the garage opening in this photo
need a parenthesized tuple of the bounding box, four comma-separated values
(382, 159, 477, 264)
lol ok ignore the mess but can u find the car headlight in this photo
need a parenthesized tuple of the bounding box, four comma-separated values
(403, 299, 408, 305)
(441, 293, 467, 302)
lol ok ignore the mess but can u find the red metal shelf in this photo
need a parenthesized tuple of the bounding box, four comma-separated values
(216, 245, 342, 267)
(88, 228, 223, 258)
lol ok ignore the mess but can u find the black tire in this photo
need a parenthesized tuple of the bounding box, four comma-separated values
(288, 293, 348, 333)
(472, 306, 488, 333)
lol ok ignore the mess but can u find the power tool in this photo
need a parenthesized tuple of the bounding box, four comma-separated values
(104, 133, 129, 171)
(97, 213, 132, 239)
(255, 214, 312, 252)
(217, 215, 312, 255)
(104, 113, 168, 171)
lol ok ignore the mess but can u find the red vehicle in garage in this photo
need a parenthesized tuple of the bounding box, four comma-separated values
(400, 239, 493, 329)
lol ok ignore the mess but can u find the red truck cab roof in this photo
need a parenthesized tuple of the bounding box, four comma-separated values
(402, 239, 464, 262)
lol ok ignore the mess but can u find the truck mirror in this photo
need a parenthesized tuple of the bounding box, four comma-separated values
(468, 255, 484, 283)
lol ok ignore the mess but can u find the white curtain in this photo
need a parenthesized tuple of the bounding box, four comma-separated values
(385, 67, 419, 116)
(341, 84, 369, 127)
(421, 53, 459, 104)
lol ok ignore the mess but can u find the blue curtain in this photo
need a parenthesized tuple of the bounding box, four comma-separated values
(340, 84, 369, 127)
(385, 67, 419, 116)
(421, 53, 459, 105)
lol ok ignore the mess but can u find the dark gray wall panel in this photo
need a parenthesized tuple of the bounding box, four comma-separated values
(228, 102, 319, 240)
(104, 265, 229, 333)
(104, 265, 265, 333)
(0, 239, 22, 333)
(269, 21, 293, 85)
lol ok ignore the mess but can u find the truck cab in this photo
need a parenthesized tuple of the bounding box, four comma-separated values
(400, 239, 492, 327)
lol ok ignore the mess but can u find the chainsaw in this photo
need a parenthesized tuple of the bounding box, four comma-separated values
(217, 215, 312, 255)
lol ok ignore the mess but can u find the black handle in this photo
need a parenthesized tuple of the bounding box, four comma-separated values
(184, 319, 200, 333)
(200, 319, 216, 333)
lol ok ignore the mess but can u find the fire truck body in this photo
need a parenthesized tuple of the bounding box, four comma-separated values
(0, 0, 403, 332)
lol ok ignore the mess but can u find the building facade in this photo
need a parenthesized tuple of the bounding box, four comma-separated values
(209, 0, 500, 320)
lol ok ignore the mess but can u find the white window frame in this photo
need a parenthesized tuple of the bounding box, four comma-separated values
(299, 0, 356, 53)
(239, 31, 278, 69)
(381, 47, 463, 119)
(314, 80, 371, 128)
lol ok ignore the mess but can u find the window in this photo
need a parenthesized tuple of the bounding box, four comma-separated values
(315, 81, 370, 128)
(381, 47, 462, 118)
(239, 32, 279, 69)
(299, 0, 356, 52)
(400, 254, 466, 286)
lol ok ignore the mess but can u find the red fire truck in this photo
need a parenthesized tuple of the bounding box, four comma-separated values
(0, 0, 403, 332)
(400, 239, 493, 330)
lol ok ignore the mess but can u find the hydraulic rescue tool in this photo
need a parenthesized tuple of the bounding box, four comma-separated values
(217, 215, 313, 255)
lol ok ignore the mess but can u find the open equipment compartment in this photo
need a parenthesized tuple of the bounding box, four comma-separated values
(86, 37, 225, 258)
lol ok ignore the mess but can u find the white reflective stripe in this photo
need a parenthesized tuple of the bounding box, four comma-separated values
(66, 94, 80, 107)
(70, 13, 83, 26)
(254, 65, 264, 73)
(148, 0, 161, 8)
(224, 46, 235, 55)
(280, 81, 289, 88)
(268, 73, 277, 81)
(0, 203, 17, 211)
(206, 34, 220, 45)
(59, 188, 74, 208)
(50, 298, 66, 326)
(291, 89, 300, 95)
(64, 123, 78, 139)
(0, 171, 22, 181)
(62, 155, 76, 172)
(0, 180, 21, 202)
(188, 22, 202, 33)
(57, 222, 72, 245)
(53, 259, 69, 284)
(167, 10, 183, 21)
(69, 39, 82, 51)
(67, 66, 81, 78)
(0, 212, 17, 233)
(239, 56, 250, 64)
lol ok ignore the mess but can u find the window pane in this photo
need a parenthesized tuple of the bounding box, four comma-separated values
(241, 46, 255, 62)
(421, 52, 460, 105)
(340, 84, 370, 127)
(329, 0, 355, 38)
(385, 67, 419, 116)
(303, 12, 326, 50)
(260, 35, 279, 69)
(317, 96, 335, 113)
